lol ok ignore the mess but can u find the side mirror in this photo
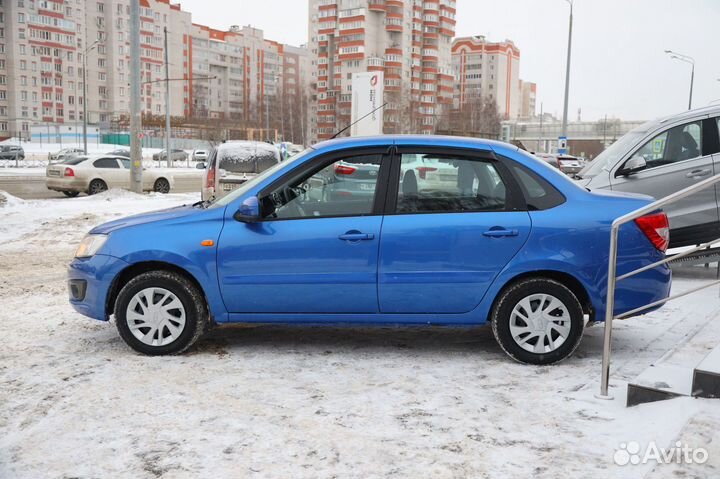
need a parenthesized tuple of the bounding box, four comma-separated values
(621, 156, 647, 176)
(196, 162, 206, 170)
(234, 196, 261, 223)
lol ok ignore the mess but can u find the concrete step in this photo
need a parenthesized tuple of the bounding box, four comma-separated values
(627, 298, 720, 407)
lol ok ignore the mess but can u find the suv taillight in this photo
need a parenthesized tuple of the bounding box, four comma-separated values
(635, 212, 669, 252)
(64, 167, 74, 177)
(206, 165, 216, 189)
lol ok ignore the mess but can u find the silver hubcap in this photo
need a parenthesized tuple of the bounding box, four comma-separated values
(126, 287, 186, 347)
(509, 293, 571, 354)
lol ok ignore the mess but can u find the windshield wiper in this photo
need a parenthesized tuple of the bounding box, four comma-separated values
(192, 200, 213, 209)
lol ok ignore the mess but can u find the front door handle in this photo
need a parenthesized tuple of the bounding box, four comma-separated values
(339, 232, 375, 242)
(686, 169, 712, 178)
(483, 228, 519, 238)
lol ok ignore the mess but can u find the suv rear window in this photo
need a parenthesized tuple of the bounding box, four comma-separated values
(218, 144, 279, 174)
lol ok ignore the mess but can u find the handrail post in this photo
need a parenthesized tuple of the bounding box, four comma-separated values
(596, 221, 620, 400)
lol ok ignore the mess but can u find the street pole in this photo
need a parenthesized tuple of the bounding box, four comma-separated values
(265, 85, 270, 141)
(164, 26, 172, 168)
(129, 0, 143, 193)
(688, 63, 695, 110)
(561, 0, 573, 141)
(279, 76, 285, 142)
(538, 102, 543, 153)
(665, 50, 695, 111)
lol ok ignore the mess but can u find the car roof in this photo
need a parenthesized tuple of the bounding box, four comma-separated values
(313, 134, 507, 153)
(628, 104, 720, 136)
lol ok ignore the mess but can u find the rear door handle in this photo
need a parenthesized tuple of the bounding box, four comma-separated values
(483, 228, 519, 238)
(686, 169, 712, 178)
(339, 232, 375, 242)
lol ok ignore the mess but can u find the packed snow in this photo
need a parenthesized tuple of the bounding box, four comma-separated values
(1, 190, 719, 478)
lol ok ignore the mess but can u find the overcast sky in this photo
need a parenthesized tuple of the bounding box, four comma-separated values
(179, 0, 720, 122)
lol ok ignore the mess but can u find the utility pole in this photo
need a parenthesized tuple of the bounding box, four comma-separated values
(164, 26, 172, 168)
(561, 0, 573, 144)
(603, 114, 608, 147)
(279, 75, 285, 142)
(265, 81, 270, 141)
(129, 0, 143, 192)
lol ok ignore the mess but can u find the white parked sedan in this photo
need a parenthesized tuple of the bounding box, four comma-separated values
(45, 155, 174, 197)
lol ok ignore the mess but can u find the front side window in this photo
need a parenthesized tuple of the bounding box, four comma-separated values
(264, 154, 382, 220)
(631, 121, 703, 169)
(93, 158, 119, 169)
(396, 153, 507, 213)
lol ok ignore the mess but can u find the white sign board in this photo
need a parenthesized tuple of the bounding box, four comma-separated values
(351, 72, 384, 137)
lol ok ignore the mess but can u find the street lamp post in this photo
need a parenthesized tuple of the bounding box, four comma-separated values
(82, 40, 100, 155)
(560, 0, 573, 145)
(664, 50, 695, 110)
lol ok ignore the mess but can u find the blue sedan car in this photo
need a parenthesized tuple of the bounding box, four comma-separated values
(68, 136, 671, 364)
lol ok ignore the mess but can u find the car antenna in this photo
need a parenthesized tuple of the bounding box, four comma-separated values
(330, 102, 388, 140)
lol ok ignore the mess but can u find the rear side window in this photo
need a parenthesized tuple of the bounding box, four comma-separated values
(508, 162, 565, 211)
(395, 153, 508, 213)
(93, 158, 119, 169)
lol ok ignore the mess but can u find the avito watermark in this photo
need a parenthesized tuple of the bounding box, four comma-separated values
(614, 441, 709, 466)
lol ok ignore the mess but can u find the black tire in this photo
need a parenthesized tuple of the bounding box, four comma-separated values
(62, 191, 80, 198)
(114, 270, 207, 355)
(88, 179, 108, 195)
(491, 278, 584, 365)
(154, 177, 170, 194)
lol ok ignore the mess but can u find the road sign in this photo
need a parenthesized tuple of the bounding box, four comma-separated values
(558, 136, 568, 155)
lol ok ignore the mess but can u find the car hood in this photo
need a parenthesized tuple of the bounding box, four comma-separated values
(90, 205, 200, 234)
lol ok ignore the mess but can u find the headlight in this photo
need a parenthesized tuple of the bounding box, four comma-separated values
(75, 234, 108, 258)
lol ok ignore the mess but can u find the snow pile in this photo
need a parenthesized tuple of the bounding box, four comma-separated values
(0, 189, 23, 208)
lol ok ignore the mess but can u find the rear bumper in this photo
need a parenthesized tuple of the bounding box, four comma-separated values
(68, 254, 129, 321)
(610, 263, 672, 319)
(46, 177, 87, 192)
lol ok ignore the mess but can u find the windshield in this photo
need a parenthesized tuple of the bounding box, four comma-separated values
(210, 148, 314, 208)
(578, 130, 646, 178)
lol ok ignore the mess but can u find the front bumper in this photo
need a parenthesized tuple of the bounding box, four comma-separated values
(68, 254, 130, 321)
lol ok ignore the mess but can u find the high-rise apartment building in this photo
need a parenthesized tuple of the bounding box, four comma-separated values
(0, 0, 309, 142)
(452, 35, 535, 120)
(307, 0, 457, 143)
(0, 0, 190, 138)
(188, 24, 310, 142)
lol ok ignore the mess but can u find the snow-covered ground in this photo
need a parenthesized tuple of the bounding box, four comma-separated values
(1, 190, 719, 478)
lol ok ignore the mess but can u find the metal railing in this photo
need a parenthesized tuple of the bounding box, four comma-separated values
(597, 172, 720, 399)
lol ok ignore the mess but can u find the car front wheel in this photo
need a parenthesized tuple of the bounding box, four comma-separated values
(114, 271, 208, 355)
(491, 278, 584, 365)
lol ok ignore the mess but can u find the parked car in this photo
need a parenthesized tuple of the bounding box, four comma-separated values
(153, 149, 189, 163)
(46, 155, 174, 197)
(192, 149, 209, 161)
(69, 136, 671, 363)
(107, 149, 130, 157)
(533, 153, 584, 176)
(49, 147, 84, 163)
(201, 141, 281, 201)
(578, 105, 720, 248)
(0, 145, 25, 161)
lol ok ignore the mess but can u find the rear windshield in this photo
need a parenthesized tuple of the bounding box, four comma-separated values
(218, 144, 279, 174)
(62, 156, 88, 165)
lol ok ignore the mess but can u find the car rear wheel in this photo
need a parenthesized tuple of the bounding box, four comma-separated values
(491, 278, 584, 365)
(62, 191, 80, 198)
(114, 270, 207, 355)
(153, 178, 170, 194)
(88, 179, 108, 195)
